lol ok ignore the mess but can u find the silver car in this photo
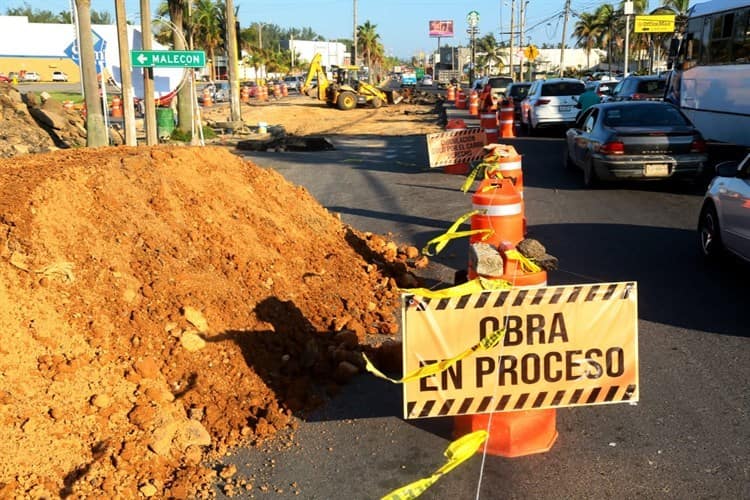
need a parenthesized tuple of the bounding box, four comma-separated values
(698, 153, 750, 262)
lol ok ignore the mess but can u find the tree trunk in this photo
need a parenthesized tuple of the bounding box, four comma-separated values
(75, 0, 108, 146)
(169, 2, 192, 134)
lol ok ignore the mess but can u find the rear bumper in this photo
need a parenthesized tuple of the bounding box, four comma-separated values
(592, 154, 707, 180)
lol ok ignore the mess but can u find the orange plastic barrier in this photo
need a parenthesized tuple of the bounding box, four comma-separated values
(480, 112, 499, 145)
(469, 91, 479, 116)
(110, 95, 123, 118)
(499, 98, 515, 138)
(470, 178, 524, 248)
(281, 83, 288, 97)
(202, 87, 212, 107)
(240, 85, 250, 103)
(447, 85, 455, 101)
(455, 88, 466, 109)
(484, 144, 524, 196)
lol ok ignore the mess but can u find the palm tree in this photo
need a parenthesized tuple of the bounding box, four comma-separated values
(475, 34, 503, 75)
(165, 0, 192, 134)
(594, 4, 620, 71)
(193, 0, 222, 80)
(573, 12, 600, 69)
(357, 21, 382, 83)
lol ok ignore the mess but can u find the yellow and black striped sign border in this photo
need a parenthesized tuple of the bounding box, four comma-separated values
(402, 281, 638, 418)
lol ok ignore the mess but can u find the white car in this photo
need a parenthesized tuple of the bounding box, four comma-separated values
(52, 71, 68, 82)
(420, 75, 433, 86)
(520, 78, 585, 134)
(698, 153, 750, 262)
(22, 71, 40, 82)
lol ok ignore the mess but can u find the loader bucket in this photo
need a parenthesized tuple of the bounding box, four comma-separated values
(382, 89, 403, 105)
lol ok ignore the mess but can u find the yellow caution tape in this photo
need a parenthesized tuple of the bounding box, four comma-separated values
(421, 210, 492, 256)
(504, 248, 541, 273)
(461, 162, 486, 192)
(363, 326, 506, 385)
(381, 430, 488, 500)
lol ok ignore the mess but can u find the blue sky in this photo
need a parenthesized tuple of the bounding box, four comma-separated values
(2, 0, 667, 59)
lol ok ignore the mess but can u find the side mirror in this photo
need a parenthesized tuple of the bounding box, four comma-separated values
(715, 160, 739, 178)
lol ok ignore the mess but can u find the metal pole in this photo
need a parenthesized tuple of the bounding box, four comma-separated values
(519, 1, 525, 80)
(115, 0, 136, 145)
(140, 0, 157, 145)
(510, 0, 515, 80)
(624, 1, 633, 76)
(353, 0, 358, 66)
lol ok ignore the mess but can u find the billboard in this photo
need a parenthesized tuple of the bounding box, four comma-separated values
(429, 20, 454, 38)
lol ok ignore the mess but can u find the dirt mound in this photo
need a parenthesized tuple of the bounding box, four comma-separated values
(0, 84, 59, 157)
(0, 146, 418, 497)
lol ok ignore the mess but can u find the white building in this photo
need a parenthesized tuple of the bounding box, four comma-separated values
(281, 40, 348, 68)
(0, 15, 188, 99)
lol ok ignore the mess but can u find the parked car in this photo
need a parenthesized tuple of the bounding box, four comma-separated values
(420, 75, 434, 86)
(52, 71, 68, 82)
(585, 80, 614, 98)
(486, 76, 514, 101)
(197, 82, 228, 103)
(520, 78, 585, 134)
(505, 82, 531, 127)
(698, 153, 750, 262)
(283, 75, 302, 92)
(22, 71, 41, 82)
(564, 101, 708, 187)
(608, 75, 666, 102)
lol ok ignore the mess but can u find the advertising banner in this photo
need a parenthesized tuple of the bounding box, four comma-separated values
(429, 20, 454, 38)
(634, 15, 675, 33)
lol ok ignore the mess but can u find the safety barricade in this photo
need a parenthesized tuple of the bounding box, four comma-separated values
(447, 84, 455, 102)
(499, 98, 515, 138)
(470, 178, 524, 248)
(443, 119, 471, 175)
(110, 95, 123, 118)
(202, 87, 212, 107)
(240, 85, 250, 103)
(480, 112, 499, 145)
(468, 91, 479, 116)
(455, 88, 466, 109)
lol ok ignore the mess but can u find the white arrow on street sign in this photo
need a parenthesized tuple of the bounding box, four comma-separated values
(137, 53, 148, 65)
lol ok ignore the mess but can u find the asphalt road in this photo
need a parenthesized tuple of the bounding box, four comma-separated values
(224, 105, 749, 499)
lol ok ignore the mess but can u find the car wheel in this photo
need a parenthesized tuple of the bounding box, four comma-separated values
(583, 159, 598, 188)
(698, 203, 723, 260)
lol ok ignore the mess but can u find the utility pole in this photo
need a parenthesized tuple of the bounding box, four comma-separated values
(624, 1, 633, 76)
(509, 0, 515, 80)
(353, 0, 358, 66)
(225, 0, 241, 123)
(559, 0, 571, 77)
(140, 0, 157, 145)
(114, 0, 136, 145)
(75, 0, 107, 146)
(518, 1, 524, 81)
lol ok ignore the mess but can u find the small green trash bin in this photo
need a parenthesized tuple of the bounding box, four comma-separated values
(156, 107, 175, 139)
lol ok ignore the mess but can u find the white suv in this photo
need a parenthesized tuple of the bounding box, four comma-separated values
(520, 78, 585, 134)
(52, 71, 68, 82)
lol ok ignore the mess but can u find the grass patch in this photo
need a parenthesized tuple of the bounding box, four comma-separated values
(170, 126, 216, 142)
(46, 92, 85, 104)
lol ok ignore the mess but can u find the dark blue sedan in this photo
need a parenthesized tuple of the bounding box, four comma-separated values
(564, 101, 708, 187)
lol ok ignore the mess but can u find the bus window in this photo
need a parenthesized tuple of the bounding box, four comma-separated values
(734, 8, 749, 62)
(701, 17, 712, 64)
(710, 12, 734, 62)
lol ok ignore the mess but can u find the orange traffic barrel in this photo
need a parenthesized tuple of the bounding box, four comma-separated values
(470, 178, 524, 248)
(202, 87, 212, 107)
(240, 85, 250, 103)
(62, 100, 74, 111)
(444, 119, 470, 175)
(455, 262, 556, 457)
(281, 83, 288, 97)
(455, 88, 466, 109)
(447, 84, 455, 101)
(469, 91, 479, 116)
(110, 95, 123, 117)
(485, 145, 524, 196)
(480, 112, 499, 145)
(500, 98, 515, 138)
(273, 83, 281, 98)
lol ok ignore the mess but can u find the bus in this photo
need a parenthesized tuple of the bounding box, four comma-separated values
(665, 0, 750, 152)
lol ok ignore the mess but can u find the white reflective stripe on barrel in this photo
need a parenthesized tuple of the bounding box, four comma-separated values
(501, 107, 514, 112)
(483, 128, 498, 133)
(480, 113, 496, 119)
(473, 202, 523, 216)
(495, 160, 522, 171)
(500, 120, 514, 124)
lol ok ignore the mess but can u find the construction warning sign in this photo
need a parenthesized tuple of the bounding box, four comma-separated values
(401, 282, 639, 419)
(634, 15, 675, 33)
(426, 128, 487, 168)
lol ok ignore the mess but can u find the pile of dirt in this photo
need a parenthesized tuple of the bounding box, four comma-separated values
(0, 145, 420, 497)
(0, 84, 60, 157)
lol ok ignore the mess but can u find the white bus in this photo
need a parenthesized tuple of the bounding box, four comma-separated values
(665, 0, 750, 149)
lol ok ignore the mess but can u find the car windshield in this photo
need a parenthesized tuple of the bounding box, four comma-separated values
(636, 79, 666, 95)
(541, 82, 585, 96)
(489, 78, 513, 89)
(509, 85, 530, 98)
(603, 104, 689, 127)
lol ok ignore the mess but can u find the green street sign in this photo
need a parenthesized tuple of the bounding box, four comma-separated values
(130, 50, 206, 68)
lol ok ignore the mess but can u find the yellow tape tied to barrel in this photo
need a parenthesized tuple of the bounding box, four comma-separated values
(364, 325, 506, 385)
(381, 430, 488, 500)
(504, 248, 542, 273)
(461, 161, 500, 193)
(421, 210, 492, 256)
